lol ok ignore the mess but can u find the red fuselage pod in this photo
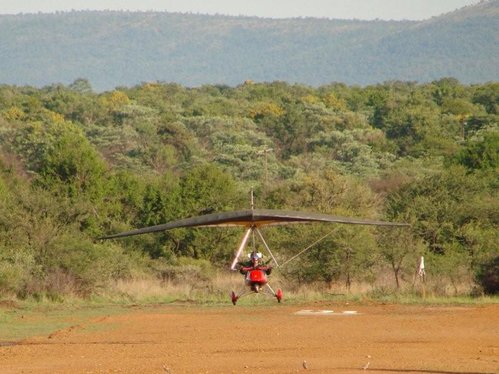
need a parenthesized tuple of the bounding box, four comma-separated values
(245, 269, 268, 289)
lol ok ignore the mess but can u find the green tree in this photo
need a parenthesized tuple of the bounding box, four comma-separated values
(377, 226, 423, 289)
(472, 82, 498, 114)
(35, 122, 107, 201)
(385, 165, 497, 291)
(454, 131, 499, 171)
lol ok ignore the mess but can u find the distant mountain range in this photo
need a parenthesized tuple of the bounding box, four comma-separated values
(0, 1, 497, 91)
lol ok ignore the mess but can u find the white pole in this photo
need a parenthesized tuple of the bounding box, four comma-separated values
(230, 227, 252, 270)
(255, 228, 280, 267)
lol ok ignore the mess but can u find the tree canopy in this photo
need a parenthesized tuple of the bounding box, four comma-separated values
(0, 79, 497, 298)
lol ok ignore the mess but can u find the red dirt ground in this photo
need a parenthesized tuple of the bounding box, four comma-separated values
(0, 303, 497, 373)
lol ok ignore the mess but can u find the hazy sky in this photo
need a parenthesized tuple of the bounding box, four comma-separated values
(0, 0, 482, 20)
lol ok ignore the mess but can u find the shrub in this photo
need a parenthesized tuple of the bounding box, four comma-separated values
(474, 256, 499, 295)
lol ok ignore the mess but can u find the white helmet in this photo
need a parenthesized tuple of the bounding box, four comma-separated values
(249, 252, 263, 260)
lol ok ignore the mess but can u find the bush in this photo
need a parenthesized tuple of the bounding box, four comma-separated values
(474, 256, 499, 295)
(153, 257, 214, 285)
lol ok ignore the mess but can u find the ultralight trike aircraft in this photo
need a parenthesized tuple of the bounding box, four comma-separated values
(100, 196, 408, 304)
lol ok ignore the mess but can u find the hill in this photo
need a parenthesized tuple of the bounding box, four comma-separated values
(0, 1, 497, 91)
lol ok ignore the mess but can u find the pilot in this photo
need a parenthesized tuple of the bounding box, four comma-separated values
(238, 251, 272, 275)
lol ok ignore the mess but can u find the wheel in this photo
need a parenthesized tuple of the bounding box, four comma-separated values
(276, 288, 283, 303)
(251, 284, 260, 293)
(231, 291, 238, 305)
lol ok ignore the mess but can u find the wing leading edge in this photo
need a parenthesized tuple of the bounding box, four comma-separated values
(99, 209, 409, 240)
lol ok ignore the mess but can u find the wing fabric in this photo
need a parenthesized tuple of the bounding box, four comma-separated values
(99, 209, 409, 240)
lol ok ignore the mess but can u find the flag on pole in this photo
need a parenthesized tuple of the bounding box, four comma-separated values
(417, 256, 425, 278)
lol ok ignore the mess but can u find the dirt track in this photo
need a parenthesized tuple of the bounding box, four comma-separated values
(0, 303, 497, 373)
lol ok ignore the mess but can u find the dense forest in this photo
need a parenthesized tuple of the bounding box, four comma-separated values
(0, 1, 498, 90)
(0, 78, 497, 300)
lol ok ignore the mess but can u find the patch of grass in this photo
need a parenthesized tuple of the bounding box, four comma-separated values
(0, 299, 128, 342)
(362, 288, 499, 305)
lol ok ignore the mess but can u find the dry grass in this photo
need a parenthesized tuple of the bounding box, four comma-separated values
(107, 272, 245, 304)
(103, 269, 485, 306)
(3, 267, 492, 308)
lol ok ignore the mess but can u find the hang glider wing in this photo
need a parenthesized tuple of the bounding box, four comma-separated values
(99, 209, 409, 240)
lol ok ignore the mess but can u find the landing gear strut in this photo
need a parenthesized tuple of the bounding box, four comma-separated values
(230, 287, 283, 305)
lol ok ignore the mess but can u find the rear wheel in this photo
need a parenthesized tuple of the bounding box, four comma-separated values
(276, 288, 283, 303)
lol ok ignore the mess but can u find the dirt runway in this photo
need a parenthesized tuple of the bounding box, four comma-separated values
(0, 302, 497, 373)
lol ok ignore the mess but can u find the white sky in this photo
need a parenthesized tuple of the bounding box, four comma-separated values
(0, 0, 482, 20)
